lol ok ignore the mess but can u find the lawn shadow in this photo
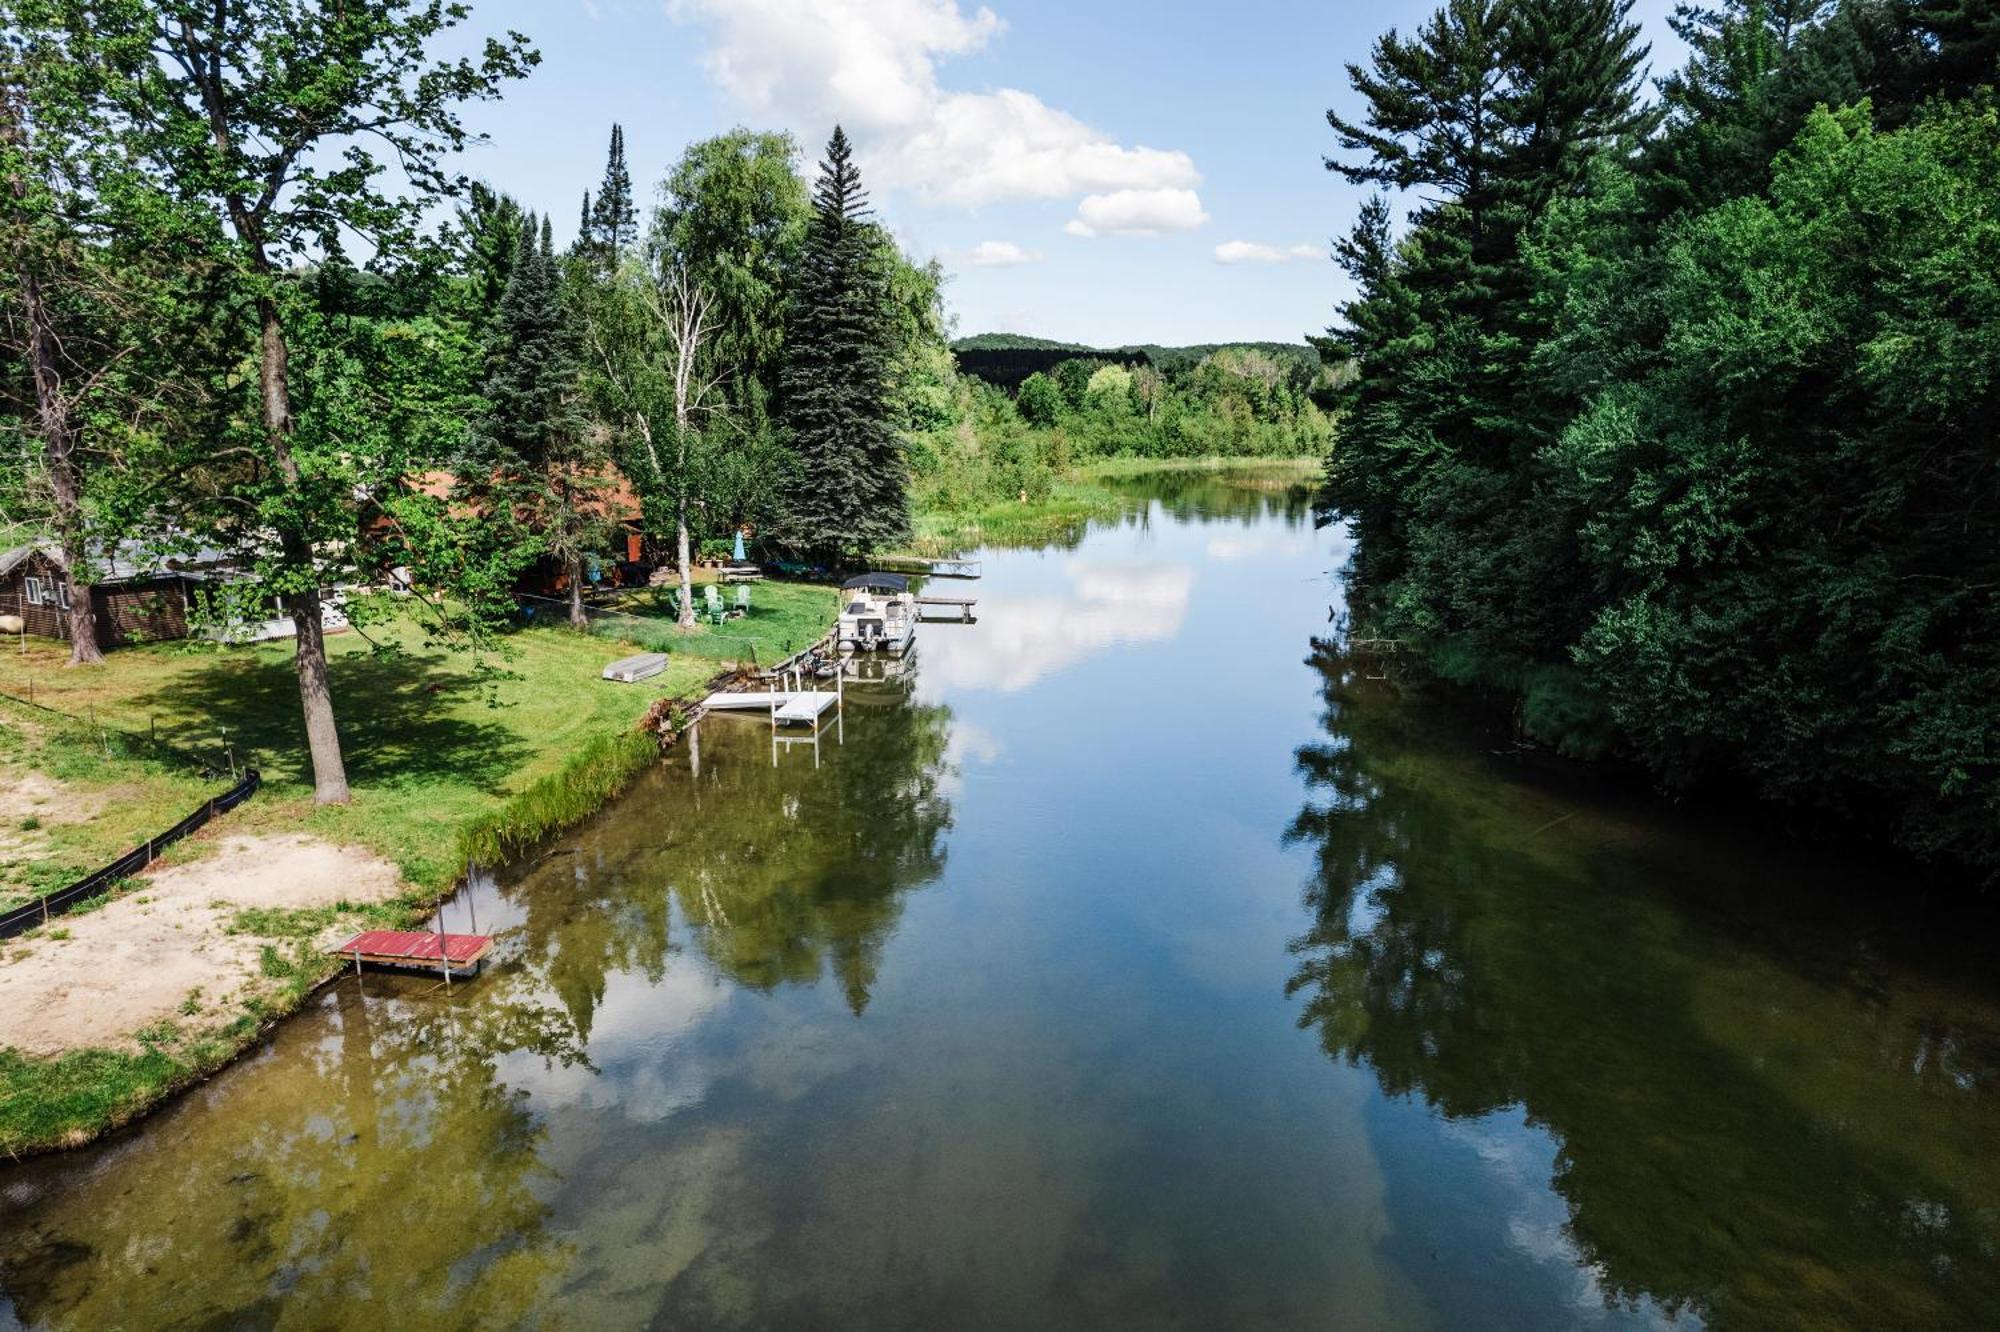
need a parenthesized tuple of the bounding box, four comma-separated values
(137, 643, 532, 796)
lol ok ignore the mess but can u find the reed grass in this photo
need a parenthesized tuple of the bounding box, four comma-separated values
(456, 728, 660, 869)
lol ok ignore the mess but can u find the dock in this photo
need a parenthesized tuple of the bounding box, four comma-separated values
(915, 594, 977, 622)
(333, 929, 494, 976)
(702, 660, 845, 766)
(872, 556, 982, 580)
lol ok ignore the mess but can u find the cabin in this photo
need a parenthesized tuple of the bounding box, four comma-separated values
(0, 543, 221, 647)
(409, 469, 655, 599)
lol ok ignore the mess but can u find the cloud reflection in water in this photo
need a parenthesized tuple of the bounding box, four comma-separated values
(918, 559, 1194, 694)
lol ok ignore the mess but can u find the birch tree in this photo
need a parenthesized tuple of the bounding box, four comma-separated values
(583, 258, 723, 630)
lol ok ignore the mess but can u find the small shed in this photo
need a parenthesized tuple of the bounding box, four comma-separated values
(0, 542, 227, 647)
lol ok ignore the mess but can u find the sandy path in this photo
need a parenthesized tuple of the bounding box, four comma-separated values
(0, 834, 405, 1056)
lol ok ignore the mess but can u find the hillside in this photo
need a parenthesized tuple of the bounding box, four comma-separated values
(951, 333, 1322, 390)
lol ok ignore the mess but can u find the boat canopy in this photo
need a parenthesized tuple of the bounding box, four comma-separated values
(842, 572, 910, 593)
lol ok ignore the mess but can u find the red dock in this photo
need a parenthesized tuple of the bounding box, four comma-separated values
(332, 929, 495, 973)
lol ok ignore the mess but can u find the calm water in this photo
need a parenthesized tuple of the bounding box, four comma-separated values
(3, 473, 1997, 1329)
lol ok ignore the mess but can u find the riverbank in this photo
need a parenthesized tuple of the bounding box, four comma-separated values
(908, 456, 1319, 555)
(0, 593, 833, 1156)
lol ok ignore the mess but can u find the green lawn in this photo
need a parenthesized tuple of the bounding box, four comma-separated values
(0, 696, 221, 911)
(587, 578, 841, 667)
(0, 614, 727, 891)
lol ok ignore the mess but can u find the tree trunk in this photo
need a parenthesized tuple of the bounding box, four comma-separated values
(566, 553, 588, 629)
(260, 297, 351, 805)
(3, 86, 104, 664)
(290, 582, 349, 804)
(676, 497, 695, 630)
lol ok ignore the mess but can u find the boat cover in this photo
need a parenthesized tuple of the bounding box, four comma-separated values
(841, 572, 910, 592)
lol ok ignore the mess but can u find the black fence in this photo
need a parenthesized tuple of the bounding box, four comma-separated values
(0, 769, 261, 940)
(0, 685, 229, 779)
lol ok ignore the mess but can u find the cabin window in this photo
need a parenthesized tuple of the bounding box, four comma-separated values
(22, 576, 44, 606)
(54, 581, 70, 611)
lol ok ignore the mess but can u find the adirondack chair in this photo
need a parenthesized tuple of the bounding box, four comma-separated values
(735, 585, 751, 615)
(704, 585, 726, 624)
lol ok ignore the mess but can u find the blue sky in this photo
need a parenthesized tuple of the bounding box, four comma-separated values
(455, 0, 1691, 347)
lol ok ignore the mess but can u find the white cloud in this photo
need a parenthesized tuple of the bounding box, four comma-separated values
(1214, 241, 1322, 264)
(1064, 188, 1210, 238)
(666, 1, 1200, 208)
(964, 240, 1044, 267)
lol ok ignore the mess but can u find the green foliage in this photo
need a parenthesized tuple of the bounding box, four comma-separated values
(651, 127, 811, 424)
(776, 127, 909, 560)
(1322, 0, 2000, 876)
(457, 728, 659, 869)
(1016, 372, 1064, 427)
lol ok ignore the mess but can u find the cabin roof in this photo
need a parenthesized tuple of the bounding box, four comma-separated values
(0, 540, 237, 585)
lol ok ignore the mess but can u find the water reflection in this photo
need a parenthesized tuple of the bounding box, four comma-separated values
(1285, 637, 2000, 1329)
(0, 983, 575, 1327)
(0, 678, 959, 1329)
(919, 558, 1193, 694)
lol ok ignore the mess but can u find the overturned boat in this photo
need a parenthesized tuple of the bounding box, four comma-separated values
(838, 572, 916, 653)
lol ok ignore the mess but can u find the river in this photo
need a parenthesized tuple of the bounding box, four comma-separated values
(2, 470, 1996, 1329)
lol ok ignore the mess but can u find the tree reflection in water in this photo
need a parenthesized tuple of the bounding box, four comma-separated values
(0, 676, 957, 1330)
(0, 980, 580, 1327)
(502, 664, 954, 1030)
(1284, 637, 2000, 1330)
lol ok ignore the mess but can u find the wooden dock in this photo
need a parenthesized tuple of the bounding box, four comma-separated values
(915, 594, 977, 622)
(333, 929, 494, 975)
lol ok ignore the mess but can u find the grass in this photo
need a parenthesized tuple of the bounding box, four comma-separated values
(0, 603, 810, 1157)
(0, 695, 221, 911)
(587, 578, 841, 667)
(457, 728, 662, 868)
(0, 615, 721, 892)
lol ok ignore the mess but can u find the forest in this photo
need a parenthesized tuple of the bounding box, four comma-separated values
(1320, 0, 1999, 877)
(2, 1, 1332, 810)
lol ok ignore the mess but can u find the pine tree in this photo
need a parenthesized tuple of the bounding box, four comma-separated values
(457, 182, 525, 337)
(1321, 0, 1651, 666)
(467, 213, 606, 627)
(588, 123, 636, 260)
(777, 126, 908, 561)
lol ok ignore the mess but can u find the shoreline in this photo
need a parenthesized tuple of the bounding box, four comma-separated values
(0, 456, 1312, 1159)
(0, 686, 709, 1159)
(907, 456, 1319, 556)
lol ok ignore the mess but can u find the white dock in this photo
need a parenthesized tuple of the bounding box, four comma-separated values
(915, 594, 977, 622)
(702, 690, 789, 711)
(773, 691, 839, 723)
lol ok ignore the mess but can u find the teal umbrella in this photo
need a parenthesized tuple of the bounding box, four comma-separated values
(732, 530, 747, 562)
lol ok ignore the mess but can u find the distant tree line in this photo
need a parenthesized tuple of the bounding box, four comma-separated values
(1321, 0, 2000, 876)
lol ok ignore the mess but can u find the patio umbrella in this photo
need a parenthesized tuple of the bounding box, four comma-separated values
(732, 529, 747, 562)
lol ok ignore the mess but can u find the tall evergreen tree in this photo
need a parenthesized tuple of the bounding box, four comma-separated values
(457, 182, 525, 337)
(587, 123, 636, 260)
(777, 126, 907, 560)
(465, 213, 606, 628)
(1321, 0, 1653, 670)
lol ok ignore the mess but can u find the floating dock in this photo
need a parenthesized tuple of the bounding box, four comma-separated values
(333, 929, 494, 975)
